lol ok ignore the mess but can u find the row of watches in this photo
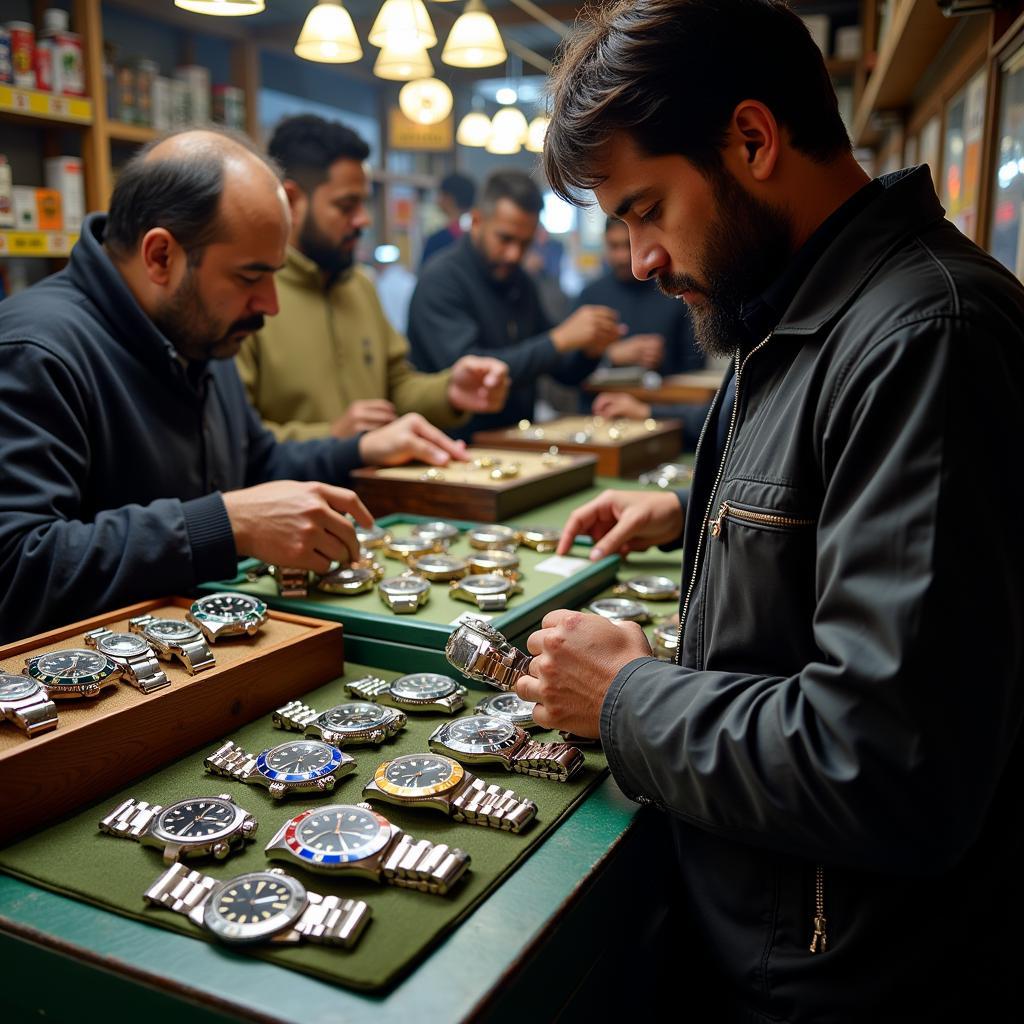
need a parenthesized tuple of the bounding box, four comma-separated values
(0, 593, 269, 738)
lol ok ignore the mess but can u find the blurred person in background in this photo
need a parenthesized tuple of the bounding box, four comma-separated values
(421, 171, 475, 267)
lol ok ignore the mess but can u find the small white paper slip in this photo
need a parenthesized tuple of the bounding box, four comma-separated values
(449, 611, 495, 626)
(534, 555, 592, 577)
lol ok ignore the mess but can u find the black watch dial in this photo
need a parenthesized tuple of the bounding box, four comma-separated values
(35, 649, 109, 679)
(320, 702, 391, 731)
(391, 673, 457, 702)
(442, 715, 518, 752)
(384, 753, 457, 789)
(265, 741, 335, 775)
(146, 619, 200, 642)
(157, 798, 237, 840)
(204, 872, 305, 944)
(293, 805, 390, 860)
(196, 593, 262, 619)
(481, 692, 535, 718)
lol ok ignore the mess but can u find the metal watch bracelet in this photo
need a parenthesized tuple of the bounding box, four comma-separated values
(511, 740, 585, 782)
(129, 615, 216, 674)
(204, 740, 258, 780)
(100, 797, 161, 840)
(273, 700, 321, 731)
(84, 627, 169, 693)
(346, 676, 392, 700)
(480, 644, 533, 692)
(377, 830, 470, 894)
(450, 776, 537, 832)
(1, 687, 58, 737)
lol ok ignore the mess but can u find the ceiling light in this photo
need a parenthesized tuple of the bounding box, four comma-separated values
(369, 0, 437, 49)
(525, 115, 550, 153)
(295, 1, 362, 63)
(399, 78, 454, 125)
(175, 0, 265, 14)
(495, 86, 517, 105)
(486, 107, 529, 154)
(442, 0, 506, 69)
(456, 111, 492, 147)
(374, 38, 434, 80)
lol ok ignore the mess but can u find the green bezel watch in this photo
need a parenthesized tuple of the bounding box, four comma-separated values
(187, 592, 268, 641)
(273, 699, 407, 746)
(345, 673, 467, 714)
(24, 648, 122, 700)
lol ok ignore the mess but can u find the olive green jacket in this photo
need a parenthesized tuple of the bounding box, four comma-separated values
(237, 246, 464, 441)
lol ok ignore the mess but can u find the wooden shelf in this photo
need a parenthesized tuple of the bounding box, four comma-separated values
(0, 230, 79, 258)
(106, 120, 158, 144)
(0, 84, 92, 126)
(851, 0, 955, 148)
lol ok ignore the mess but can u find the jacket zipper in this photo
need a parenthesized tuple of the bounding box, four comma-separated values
(709, 501, 815, 538)
(809, 864, 828, 953)
(674, 333, 774, 664)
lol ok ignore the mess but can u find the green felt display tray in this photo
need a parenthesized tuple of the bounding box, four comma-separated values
(0, 662, 607, 994)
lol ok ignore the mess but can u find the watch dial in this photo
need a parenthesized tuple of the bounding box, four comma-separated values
(100, 633, 150, 657)
(381, 577, 429, 595)
(411, 521, 459, 542)
(196, 593, 262, 619)
(290, 805, 390, 862)
(391, 673, 457, 701)
(441, 716, 518, 752)
(0, 674, 38, 700)
(321, 567, 370, 585)
(481, 692, 535, 718)
(411, 554, 465, 573)
(320, 702, 389, 731)
(263, 741, 337, 777)
(205, 872, 305, 944)
(157, 798, 236, 840)
(461, 574, 511, 595)
(35, 649, 109, 679)
(147, 619, 200, 641)
(385, 754, 456, 789)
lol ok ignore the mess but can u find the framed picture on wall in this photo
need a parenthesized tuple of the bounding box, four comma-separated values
(942, 67, 988, 240)
(988, 42, 1024, 280)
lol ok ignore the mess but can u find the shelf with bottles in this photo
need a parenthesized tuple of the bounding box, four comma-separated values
(0, 83, 92, 125)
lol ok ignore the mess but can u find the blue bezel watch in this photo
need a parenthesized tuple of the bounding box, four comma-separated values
(204, 738, 356, 799)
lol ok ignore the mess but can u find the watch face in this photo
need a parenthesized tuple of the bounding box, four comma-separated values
(0, 673, 40, 700)
(193, 593, 266, 622)
(155, 797, 238, 842)
(373, 753, 464, 798)
(380, 576, 430, 596)
(280, 804, 392, 866)
(477, 692, 536, 722)
(97, 633, 151, 658)
(411, 521, 460, 543)
(436, 715, 519, 753)
(625, 575, 679, 599)
(589, 598, 649, 621)
(470, 550, 518, 570)
(460, 574, 512, 596)
(257, 740, 344, 783)
(319, 702, 392, 732)
(469, 525, 518, 548)
(521, 527, 559, 547)
(356, 524, 388, 546)
(30, 649, 111, 681)
(320, 566, 372, 586)
(204, 871, 306, 944)
(386, 535, 435, 556)
(390, 673, 458, 702)
(145, 619, 202, 642)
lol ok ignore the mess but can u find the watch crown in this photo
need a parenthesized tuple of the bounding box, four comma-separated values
(212, 841, 230, 860)
(242, 816, 257, 836)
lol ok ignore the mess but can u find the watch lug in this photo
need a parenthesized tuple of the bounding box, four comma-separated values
(162, 845, 182, 865)
(268, 782, 286, 798)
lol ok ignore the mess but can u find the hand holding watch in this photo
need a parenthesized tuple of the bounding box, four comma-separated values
(0, 673, 58, 736)
(445, 618, 532, 692)
(204, 738, 356, 799)
(84, 627, 170, 693)
(345, 673, 467, 714)
(273, 699, 407, 746)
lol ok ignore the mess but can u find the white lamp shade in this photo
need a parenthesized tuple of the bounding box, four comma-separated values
(457, 111, 492, 147)
(374, 39, 434, 81)
(295, 2, 363, 63)
(175, 0, 265, 14)
(369, 0, 437, 49)
(442, 1, 506, 69)
(525, 115, 550, 153)
(491, 106, 529, 143)
(485, 130, 521, 155)
(399, 78, 454, 125)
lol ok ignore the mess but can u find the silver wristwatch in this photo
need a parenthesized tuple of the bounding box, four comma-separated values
(273, 699, 407, 746)
(467, 549, 520, 578)
(24, 648, 122, 699)
(99, 793, 257, 863)
(315, 562, 383, 595)
(364, 753, 537, 833)
(0, 672, 58, 737)
(378, 575, 431, 613)
(382, 534, 446, 562)
(613, 574, 680, 601)
(652, 618, 680, 661)
(264, 802, 471, 894)
(345, 673, 467, 714)
(407, 553, 470, 581)
(129, 615, 216, 675)
(445, 618, 532, 692)
(517, 526, 560, 553)
(467, 524, 519, 550)
(587, 597, 652, 624)
(449, 573, 522, 612)
(410, 520, 461, 545)
(429, 716, 585, 782)
(145, 861, 371, 948)
(204, 738, 356, 799)
(84, 627, 170, 693)
(187, 592, 269, 641)
(475, 691, 540, 730)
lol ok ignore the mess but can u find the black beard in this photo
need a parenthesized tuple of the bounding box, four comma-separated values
(298, 210, 358, 281)
(658, 169, 793, 358)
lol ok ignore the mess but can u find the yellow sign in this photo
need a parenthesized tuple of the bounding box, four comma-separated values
(0, 231, 78, 258)
(388, 108, 453, 151)
(0, 85, 92, 124)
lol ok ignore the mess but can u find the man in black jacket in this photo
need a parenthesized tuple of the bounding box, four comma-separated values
(0, 130, 465, 642)
(517, 2, 1024, 1021)
(406, 169, 624, 434)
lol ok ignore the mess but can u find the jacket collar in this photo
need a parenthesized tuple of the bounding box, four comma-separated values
(774, 166, 947, 336)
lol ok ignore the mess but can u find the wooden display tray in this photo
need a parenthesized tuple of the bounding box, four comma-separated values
(473, 416, 683, 478)
(349, 448, 596, 521)
(582, 369, 724, 405)
(0, 597, 344, 846)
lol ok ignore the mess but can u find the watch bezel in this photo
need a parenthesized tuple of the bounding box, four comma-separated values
(317, 701, 394, 734)
(93, 632, 151, 659)
(278, 804, 392, 866)
(189, 592, 268, 627)
(623, 575, 680, 599)
(410, 520, 461, 544)
(139, 618, 205, 644)
(372, 753, 465, 798)
(203, 871, 307, 944)
(475, 691, 537, 725)
(26, 649, 118, 693)
(390, 672, 459, 702)
(454, 573, 514, 596)
(588, 597, 651, 622)
(467, 525, 519, 550)
(379, 575, 431, 597)
(0, 673, 43, 701)
(256, 740, 345, 783)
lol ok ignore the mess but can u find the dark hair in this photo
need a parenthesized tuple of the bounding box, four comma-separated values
(104, 128, 274, 265)
(545, 0, 851, 203)
(440, 172, 476, 211)
(268, 114, 371, 194)
(479, 169, 543, 216)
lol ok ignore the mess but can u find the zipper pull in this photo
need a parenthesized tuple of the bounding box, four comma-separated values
(709, 502, 729, 538)
(809, 914, 829, 953)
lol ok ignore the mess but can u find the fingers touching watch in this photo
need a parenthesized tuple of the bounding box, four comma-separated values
(444, 618, 532, 692)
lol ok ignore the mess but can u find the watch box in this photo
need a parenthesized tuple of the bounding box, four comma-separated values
(0, 597, 344, 845)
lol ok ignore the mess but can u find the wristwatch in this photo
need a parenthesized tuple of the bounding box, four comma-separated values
(467, 525, 519, 550)
(587, 597, 652, 624)
(84, 627, 170, 693)
(429, 716, 585, 782)
(378, 574, 431, 613)
(99, 793, 257, 864)
(129, 615, 216, 675)
(204, 738, 356, 799)
(410, 520, 461, 545)
(517, 526, 560, 553)
(652, 619, 680, 661)
(444, 618, 532, 692)
(0, 673, 58, 736)
(270, 566, 310, 598)
(24, 648, 122, 699)
(356, 523, 391, 552)
(144, 861, 370, 948)
(364, 753, 537, 833)
(187, 592, 268, 641)
(638, 462, 693, 488)
(346, 673, 467, 714)
(314, 562, 383, 595)
(613, 575, 680, 601)
(467, 549, 520, 578)
(475, 691, 540, 730)
(407, 553, 470, 581)
(265, 802, 471, 893)
(273, 699, 407, 746)
(449, 573, 522, 612)
(382, 534, 445, 562)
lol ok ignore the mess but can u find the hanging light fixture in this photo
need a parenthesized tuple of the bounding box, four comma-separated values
(295, 1, 362, 63)
(369, 0, 437, 48)
(374, 36, 434, 80)
(487, 106, 528, 150)
(442, 0, 506, 69)
(525, 114, 550, 153)
(175, 0, 265, 14)
(457, 111, 491, 147)
(399, 78, 454, 126)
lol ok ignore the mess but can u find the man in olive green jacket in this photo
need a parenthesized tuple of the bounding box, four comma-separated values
(237, 115, 509, 442)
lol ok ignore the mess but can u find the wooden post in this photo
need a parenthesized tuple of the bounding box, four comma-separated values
(73, 0, 111, 212)
(231, 39, 262, 145)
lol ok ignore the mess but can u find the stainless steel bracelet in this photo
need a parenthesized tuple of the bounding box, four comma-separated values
(2, 690, 59, 737)
(450, 776, 537, 832)
(204, 740, 258, 781)
(100, 796, 161, 840)
(272, 700, 320, 732)
(346, 676, 392, 700)
(480, 645, 532, 692)
(274, 566, 309, 598)
(511, 740, 585, 782)
(476, 594, 508, 613)
(129, 615, 216, 674)
(84, 627, 170, 693)
(379, 832, 470, 895)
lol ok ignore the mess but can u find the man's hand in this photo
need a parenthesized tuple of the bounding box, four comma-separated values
(550, 304, 625, 356)
(558, 488, 684, 560)
(592, 392, 653, 420)
(516, 609, 653, 736)
(447, 355, 510, 413)
(331, 399, 397, 438)
(358, 412, 469, 467)
(223, 480, 373, 574)
(607, 333, 664, 369)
